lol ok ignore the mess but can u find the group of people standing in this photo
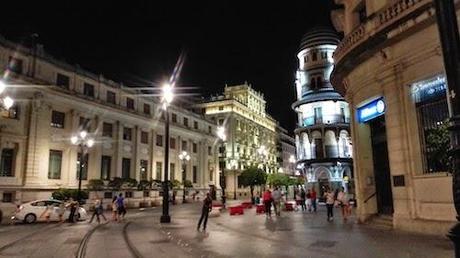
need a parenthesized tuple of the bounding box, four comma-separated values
(257, 186, 353, 222)
(88, 193, 127, 224)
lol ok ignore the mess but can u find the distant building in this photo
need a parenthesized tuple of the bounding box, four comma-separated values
(195, 83, 291, 199)
(292, 27, 353, 196)
(276, 126, 296, 175)
(330, 0, 456, 235)
(0, 35, 218, 211)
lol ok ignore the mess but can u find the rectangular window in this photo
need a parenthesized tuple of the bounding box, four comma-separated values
(183, 117, 189, 127)
(312, 52, 317, 61)
(156, 162, 162, 180)
(194, 121, 198, 129)
(208, 146, 212, 156)
(101, 155, 111, 180)
(48, 150, 62, 179)
(156, 134, 163, 146)
(123, 127, 132, 141)
(56, 73, 70, 89)
(126, 98, 135, 110)
(170, 137, 176, 149)
(76, 153, 88, 180)
(79, 117, 91, 131)
(141, 131, 149, 144)
(122, 158, 131, 179)
(107, 91, 116, 104)
(218, 119, 224, 126)
(182, 140, 188, 151)
(219, 106, 224, 111)
(102, 122, 113, 137)
(1, 104, 19, 119)
(208, 126, 212, 134)
(193, 166, 197, 183)
(172, 113, 177, 123)
(192, 143, 197, 153)
(0, 148, 14, 177)
(2, 192, 13, 203)
(83, 83, 95, 97)
(143, 103, 151, 115)
(412, 76, 449, 173)
(51, 111, 65, 128)
(170, 163, 175, 181)
(8, 56, 23, 74)
(140, 159, 148, 181)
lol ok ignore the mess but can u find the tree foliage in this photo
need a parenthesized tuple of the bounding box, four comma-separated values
(86, 179, 105, 191)
(426, 120, 451, 172)
(52, 188, 88, 201)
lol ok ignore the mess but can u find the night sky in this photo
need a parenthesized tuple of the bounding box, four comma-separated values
(1, 1, 337, 133)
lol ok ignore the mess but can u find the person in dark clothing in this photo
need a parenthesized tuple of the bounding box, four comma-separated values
(197, 192, 213, 231)
(300, 188, 307, 211)
(67, 198, 77, 223)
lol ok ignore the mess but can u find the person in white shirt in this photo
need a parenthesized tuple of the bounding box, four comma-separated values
(272, 187, 282, 216)
(324, 188, 335, 221)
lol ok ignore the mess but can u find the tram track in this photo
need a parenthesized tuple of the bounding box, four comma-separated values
(0, 223, 60, 254)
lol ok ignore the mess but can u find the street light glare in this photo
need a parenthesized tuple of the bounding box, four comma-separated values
(162, 83, 174, 104)
(70, 136, 78, 145)
(80, 131, 87, 139)
(0, 81, 5, 94)
(86, 138, 95, 147)
(3, 96, 14, 109)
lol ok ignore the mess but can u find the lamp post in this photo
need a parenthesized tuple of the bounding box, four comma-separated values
(160, 83, 174, 223)
(230, 159, 238, 200)
(0, 81, 15, 111)
(70, 131, 94, 203)
(216, 126, 226, 201)
(179, 151, 190, 203)
(433, 0, 460, 255)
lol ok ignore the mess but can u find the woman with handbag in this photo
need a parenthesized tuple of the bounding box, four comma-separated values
(336, 187, 350, 221)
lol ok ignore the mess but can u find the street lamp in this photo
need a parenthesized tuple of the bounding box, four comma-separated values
(216, 126, 226, 202)
(230, 159, 238, 200)
(70, 130, 94, 203)
(0, 81, 14, 110)
(178, 151, 190, 203)
(161, 83, 173, 223)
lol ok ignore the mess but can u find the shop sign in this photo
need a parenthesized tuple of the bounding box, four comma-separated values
(357, 97, 385, 123)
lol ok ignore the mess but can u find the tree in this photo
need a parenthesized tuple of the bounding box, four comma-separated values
(426, 120, 451, 172)
(239, 166, 267, 203)
(267, 173, 288, 187)
(86, 179, 105, 191)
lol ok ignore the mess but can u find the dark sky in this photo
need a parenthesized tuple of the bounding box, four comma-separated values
(1, 1, 336, 133)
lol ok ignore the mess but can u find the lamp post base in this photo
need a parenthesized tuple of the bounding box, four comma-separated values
(160, 215, 171, 223)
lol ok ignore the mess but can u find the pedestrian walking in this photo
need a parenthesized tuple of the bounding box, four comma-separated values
(300, 188, 306, 211)
(89, 199, 107, 224)
(306, 189, 312, 212)
(197, 192, 213, 231)
(272, 187, 282, 216)
(116, 193, 127, 222)
(58, 202, 66, 223)
(111, 196, 118, 222)
(67, 198, 77, 223)
(263, 189, 272, 218)
(325, 188, 335, 221)
(336, 187, 350, 221)
(310, 188, 317, 212)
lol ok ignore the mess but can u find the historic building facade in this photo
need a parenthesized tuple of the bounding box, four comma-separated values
(195, 83, 283, 198)
(276, 126, 296, 175)
(0, 35, 219, 209)
(330, 0, 456, 234)
(292, 27, 353, 196)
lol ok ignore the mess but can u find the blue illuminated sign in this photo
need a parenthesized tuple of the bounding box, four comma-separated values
(357, 97, 385, 123)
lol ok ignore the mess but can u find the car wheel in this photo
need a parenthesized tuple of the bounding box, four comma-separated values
(74, 213, 80, 221)
(24, 213, 36, 224)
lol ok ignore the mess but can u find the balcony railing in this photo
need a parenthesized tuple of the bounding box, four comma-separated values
(334, 0, 432, 64)
(302, 114, 349, 127)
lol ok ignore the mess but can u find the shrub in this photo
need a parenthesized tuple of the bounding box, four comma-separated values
(138, 180, 151, 190)
(171, 179, 181, 189)
(183, 179, 193, 188)
(87, 179, 105, 191)
(108, 177, 124, 191)
(52, 188, 88, 201)
(123, 178, 138, 188)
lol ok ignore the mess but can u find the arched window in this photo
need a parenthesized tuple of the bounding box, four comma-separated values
(316, 77, 323, 88)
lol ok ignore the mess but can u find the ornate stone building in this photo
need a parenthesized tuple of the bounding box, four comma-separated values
(292, 27, 353, 196)
(195, 83, 285, 199)
(0, 35, 218, 212)
(330, 0, 457, 234)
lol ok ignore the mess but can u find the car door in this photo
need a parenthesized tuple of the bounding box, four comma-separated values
(31, 201, 47, 221)
(46, 201, 61, 221)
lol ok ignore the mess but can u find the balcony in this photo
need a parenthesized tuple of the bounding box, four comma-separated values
(302, 114, 349, 127)
(332, 0, 434, 92)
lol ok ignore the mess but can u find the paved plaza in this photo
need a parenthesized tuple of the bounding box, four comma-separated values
(0, 202, 454, 258)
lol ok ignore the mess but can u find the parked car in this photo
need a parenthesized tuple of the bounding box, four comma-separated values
(12, 199, 88, 224)
(0, 209, 3, 224)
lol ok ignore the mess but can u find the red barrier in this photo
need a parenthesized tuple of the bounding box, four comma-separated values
(285, 202, 295, 211)
(241, 202, 253, 209)
(229, 206, 244, 215)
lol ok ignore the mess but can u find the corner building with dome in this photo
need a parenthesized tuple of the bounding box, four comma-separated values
(292, 27, 353, 197)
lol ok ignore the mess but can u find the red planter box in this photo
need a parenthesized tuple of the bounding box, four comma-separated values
(229, 206, 244, 215)
(285, 202, 295, 211)
(241, 202, 253, 209)
(256, 204, 265, 214)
